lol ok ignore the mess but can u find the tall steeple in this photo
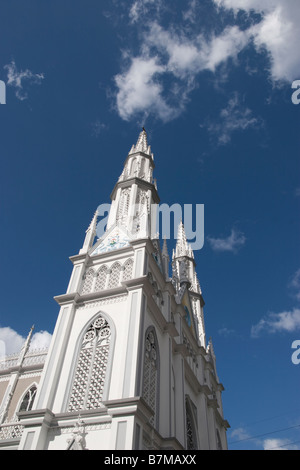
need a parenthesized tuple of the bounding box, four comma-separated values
(172, 221, 201, 294)
(15, 129, 229, 451)
(104, 128, 159, 241)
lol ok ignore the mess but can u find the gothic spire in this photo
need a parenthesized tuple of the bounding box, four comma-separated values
(79, 209, 98, 254)
(129, 128, 152, 156)
(174, 221, 194, 259)
(87, 209, 99, 234)
(172, 222, 201, 293)
(18, 325, 34, 366)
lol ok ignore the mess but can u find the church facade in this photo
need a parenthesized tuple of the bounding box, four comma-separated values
(0, 129, 229, 450)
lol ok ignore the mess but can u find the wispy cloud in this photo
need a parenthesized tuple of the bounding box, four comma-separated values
(91, 120, 108, 138)
(114, 9, 251, 122)
(129, 0, 162, 24)
(114, 55, 181, 123)
(251, 308, 300, 338)
(213, 0, 300, 82)
(205, 93, 264, 145)
(229, 426, 252, 443)
(251, 268, 300, 338)
(207, 228, 246, 253)
(288, 269, 300, 301)
(113, 0, 300, 123)
(263, 438, 300, 451)
(4, 60, 44, 100)
(218, 327, 237, 337)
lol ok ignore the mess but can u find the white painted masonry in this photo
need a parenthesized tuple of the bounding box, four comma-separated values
(0, 129, 229, 450)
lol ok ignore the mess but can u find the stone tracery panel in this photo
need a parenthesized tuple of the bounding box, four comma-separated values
(68, 315, 111, 412)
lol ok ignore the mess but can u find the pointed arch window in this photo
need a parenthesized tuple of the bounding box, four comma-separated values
(122, 258, 133, 282)
(142, 327, 159, 428)
(95, 265, 108, 291)
(139, 158, 145, 178)
(131, 158, 137, 176)
(19, 385, 37, 412)
(118, 188, 131, 223)
(108, 262, 121, 289)
(81, 268, 95, 295)
(185, 396, 199, 450)
(68, 315, 111, 412)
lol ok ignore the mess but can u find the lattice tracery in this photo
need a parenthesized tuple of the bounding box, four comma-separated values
(95, 265, 108, 292)
(142, 329, 159, 427)
(118, 188, 131, 224)
(68, 316, 111, 412)
(108, 263, 121, 289)
(185, 398, 198, 450)
(81, 268, 95, 295)
(122, 258, 133, 282)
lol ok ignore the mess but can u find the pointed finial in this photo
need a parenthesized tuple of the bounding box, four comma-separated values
(162, 236, 169, 257)
(174, 221, 196, 259)
(208, 337, 215, 355)
(86, 209, 99, 233)
(18, 325, 35, 365)
(175, 221, 189, 258)
(129, 128, 152, 156)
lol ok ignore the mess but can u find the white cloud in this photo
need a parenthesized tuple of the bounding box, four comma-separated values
(29, 331, 52, 351)
(4, 60, 44, 100)
(114, 0, 300, 122)
(230, 427, 251, 442)
(182, 0, 198, 23)
(114, 20, 250, 122)
(213, 0, 300, 82)
(0, 327, 24, 357)
(146, 22, 250, 78)
(114, 55, 179, 122)
(206, 92, 263, 145)
(252, 268, 300, 338)
(218, 327, 237, 337)
(0, 326, 52, 357)
(251, 308, 300, 338)
(129, 0, 160, 23)
(263, 438, 300, 450)
(207, 228, 246, 253)
(213, 0, 278, 11)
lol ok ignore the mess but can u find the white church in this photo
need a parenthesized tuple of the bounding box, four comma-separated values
(0, 129, 229, 450)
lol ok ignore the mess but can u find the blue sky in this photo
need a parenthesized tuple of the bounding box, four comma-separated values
(0, 0, 300, 450)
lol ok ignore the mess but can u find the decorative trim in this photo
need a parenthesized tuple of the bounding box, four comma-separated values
(76, 294, 128, 311)
(50, 422, 111, 436)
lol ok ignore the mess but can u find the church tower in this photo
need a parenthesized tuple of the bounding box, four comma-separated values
(17, 129, 229, 450)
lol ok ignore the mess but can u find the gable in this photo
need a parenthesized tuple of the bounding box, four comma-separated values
(90, 225, 131, 256)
